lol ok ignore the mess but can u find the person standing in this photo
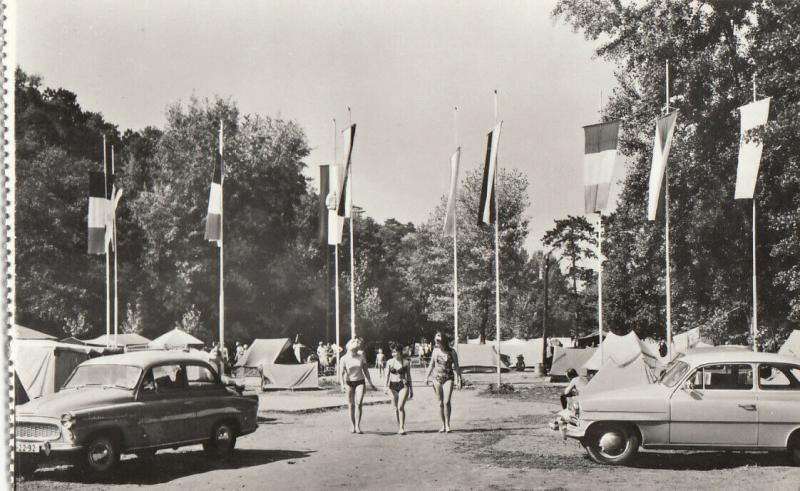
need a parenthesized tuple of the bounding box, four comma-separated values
(424, 331, 461, 433)
(384, 345, 413, 434)
(375, 348, 386, 377)
(339, 338, 376, 434)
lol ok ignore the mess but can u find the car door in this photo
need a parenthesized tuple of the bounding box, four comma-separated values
(670, 363, 758, 446)
(756, 363, 800, 448)
(137, 363, 196, 446)
(184, 362, 230, 440)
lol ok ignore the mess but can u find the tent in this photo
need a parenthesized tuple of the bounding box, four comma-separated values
(549, 347, 596, 381)
(673, 327, 714, 355)
(235, 338, 318, 390)
(148, 328, 203, 349)
(12, 324, 57, 340)
(456, 344, 509, 372)
(14, 339, 103, 400)
(86, 333, 151, 348)
(779, 330, 800, 358)
(581, 357, 658, 397)
(581, 331, 661, 372)
(500, 338, 541, 367)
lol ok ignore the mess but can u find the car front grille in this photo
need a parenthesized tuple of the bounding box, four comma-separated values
(16, 422, 61, 441)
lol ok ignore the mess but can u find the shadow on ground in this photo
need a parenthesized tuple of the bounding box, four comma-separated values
(629, 450, 792, 470)
(27, 448, 314, 485)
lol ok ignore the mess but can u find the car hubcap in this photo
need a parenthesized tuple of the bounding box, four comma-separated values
(90, 444, 110, 466)
(217, 427, 230, 442)
(598, 431, 625, 456)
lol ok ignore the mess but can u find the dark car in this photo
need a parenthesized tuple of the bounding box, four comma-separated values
(15, 350, 259, 478)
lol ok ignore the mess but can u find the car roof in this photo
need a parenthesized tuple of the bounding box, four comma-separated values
(679, 349, 800, 366)
(81, 349, 212, 369)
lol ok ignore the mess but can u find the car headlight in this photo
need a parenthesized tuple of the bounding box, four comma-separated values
(61, 412, 75, 429)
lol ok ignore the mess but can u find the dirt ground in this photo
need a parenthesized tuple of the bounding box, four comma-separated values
(17, 369, 800, 490)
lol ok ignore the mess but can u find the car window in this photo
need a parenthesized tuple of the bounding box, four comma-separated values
(698, 364, 753, 390)
(758, 364, 800, 390)
(186, 364, 217, 388)
(151, 364, 186, 392)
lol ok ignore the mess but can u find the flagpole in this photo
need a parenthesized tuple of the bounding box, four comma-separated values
(112, 145, 118, 347)
(597, 89, 604, 362)
(493, 89, 501, 388)
(333, 118, 341, 383)
(103, 136, 111, 348)
(347, 107, 356, 340)
(453, 106, 460, 349)
(751, 76, 758, 352)
(219, 121, 225, 351)
(664, 60, 673, 359)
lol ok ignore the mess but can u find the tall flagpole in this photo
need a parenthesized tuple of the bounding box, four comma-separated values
(347, 107, 356, 340)
(219, 121, 225, 351)
(493, 89, 501, 388)
(333, 118, 341, 382)
(664, 60, 673, 359)
(751, 76, 758, 352)
(597, 89, 604, 362)
(103, 136, 111, 348)
(453, 106, 459, 348)
(112, 145, 119, 346)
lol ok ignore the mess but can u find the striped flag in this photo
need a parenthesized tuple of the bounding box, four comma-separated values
(478, 122, 502, 226)
(337, 124, 356, 218)
(583, 121, 620, 214)
(647, 111, 678, 221)
(327, 164, 345, 245)
(734, 98, 770, 199)
(443, 147, 461, 236)
(319, 165, 330, 243)
(88, 171, 108, 254)
(205, 124, 224, 245)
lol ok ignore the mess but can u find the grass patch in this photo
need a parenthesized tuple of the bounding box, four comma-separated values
(479, 384, 563, 401)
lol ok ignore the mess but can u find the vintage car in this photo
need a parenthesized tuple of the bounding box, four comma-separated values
(15, 350, 259, 478)
(560, 349, 800, 466)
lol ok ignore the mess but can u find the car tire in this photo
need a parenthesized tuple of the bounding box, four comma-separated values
(584, 423, 640, 466)
(788, 435, 800, 466)
(203, 421, 237, 457)
(78, 433, 120, 479)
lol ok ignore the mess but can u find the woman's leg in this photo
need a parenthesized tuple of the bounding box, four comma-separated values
(346, 384, 356, 432)
(397, 386, 409, 433)
(354, 383, 366, 433)
(433, 382, 446, 431)
(442, 379, 454, 432)
(389, 388, 400, 427)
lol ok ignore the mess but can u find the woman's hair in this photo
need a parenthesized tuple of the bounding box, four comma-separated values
(346, 338, 360, 351)
(566, 368, 579, 380)
(434, 330, 451, 348)
(390, 344, 404, 358)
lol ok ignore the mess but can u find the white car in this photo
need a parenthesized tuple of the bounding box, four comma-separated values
(561, 349, 800, 465)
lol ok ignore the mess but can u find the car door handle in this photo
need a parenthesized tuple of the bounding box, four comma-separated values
(737, 404, 757, 411)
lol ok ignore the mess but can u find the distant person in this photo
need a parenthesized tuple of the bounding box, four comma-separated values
(339, 338, 376, 434)
(375, 348, 386, 376)
(209, 346, 223, 377)
(425, 330, 462, 433)
(317, 341, 326, 359)
(384, 345, 413, 434)
(561, 368, 588, 409)
(235, 342, 244, 363)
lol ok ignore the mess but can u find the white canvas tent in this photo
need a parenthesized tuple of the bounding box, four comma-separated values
(549, 347, 596, 381)
(582, 331, 661, 372)
(14, 339, 103, 400)
(86, 333, 151, 348)
(149, 328, 203, 349)
(456, 344, 509, 372)
(234, 338, 318, 389)
(672, 327, 714, 355)
(11, 324, 57, 340)
(581, 357, 658, 397)
(779, 330, 800, 358)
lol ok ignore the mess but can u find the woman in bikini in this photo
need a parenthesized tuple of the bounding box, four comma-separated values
(424, 331, 462, 433)
(339, 338, 376, 433)
(384, 344, 413, 434)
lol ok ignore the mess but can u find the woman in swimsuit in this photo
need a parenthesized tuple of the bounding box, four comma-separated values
(384, 344, 413, 434)
(424, 331, 461, 433)
(339, 338, 376, 434)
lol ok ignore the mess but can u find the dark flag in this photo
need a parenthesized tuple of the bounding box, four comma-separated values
(87, 172, 108, 254)
(478, 122, 502, 225)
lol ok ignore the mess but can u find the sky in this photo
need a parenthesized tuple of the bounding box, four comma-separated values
(15, 0, 622, 252)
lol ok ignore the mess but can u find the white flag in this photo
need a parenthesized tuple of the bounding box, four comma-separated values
(734, 98, 770, 199)
(647, 111, 678, 221)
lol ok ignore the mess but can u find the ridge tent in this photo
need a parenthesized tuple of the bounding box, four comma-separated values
(779, 330, 800, 358)
(11, 324, 57, 340)
(148, 328, 203, 349)
(549, 347, 596, 381)
(500, 338, 545, 368)
(581, 357, 658, 397)
(581, 331, 661, 372)
(86, 333, 151, 348)
(456, 344, 509, 372)
(234, 338, 318, 390)
(14, 339, 104, 400)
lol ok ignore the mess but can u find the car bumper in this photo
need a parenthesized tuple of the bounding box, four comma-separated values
(15, 439, 83, 464)
(564, 421, 586, 440)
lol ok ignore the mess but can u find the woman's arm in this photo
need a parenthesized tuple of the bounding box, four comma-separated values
(405, 360, 413, 395)
(452, 350, 462, 389)
(384, 360, 391, 390)
(339, 357, 347, 389)
(424, 349, 436, 384)
(362, 357, 376, 389)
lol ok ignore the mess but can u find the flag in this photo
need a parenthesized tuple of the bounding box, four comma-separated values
(205, 124, 224, 244)
(478, 122, 502, 225)
(647, 111, 678, 221)
(735, 98, 771, 199)
(319, 165, 330, 243)
(88, 171, 108, 254)
(583, 121, 620, 213)
(337, 124, 356, 218)
(443, 147, 461, 236)
(327, 164, 345, 245)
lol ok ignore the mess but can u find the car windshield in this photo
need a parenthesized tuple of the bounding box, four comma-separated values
(62, 364, 142, 390)
(659, 360, 690, 388)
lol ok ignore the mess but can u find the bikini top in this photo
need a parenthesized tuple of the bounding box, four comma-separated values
(389, 364, 407, 375)
(387, 359, 409, 381)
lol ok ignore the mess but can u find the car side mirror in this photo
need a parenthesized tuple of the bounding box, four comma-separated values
(682, 380, 695, 392)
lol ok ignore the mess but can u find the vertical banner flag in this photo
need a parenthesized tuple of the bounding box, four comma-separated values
(734, 98, 771, 199)
(205, 125, 224, 245)
(88, 172, 108, 254)
(327, 164, 346, 245)
(647, 111, 678, 221)
(443, 147, 461, 236)
(478, 122, 502, 225)
(337, 124, 356, 218)
(319, 165, 330, 243)
(583, 121, 620, 213)
(104, 151, 115, 248)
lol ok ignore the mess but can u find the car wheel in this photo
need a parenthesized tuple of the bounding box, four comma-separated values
(203, 421, 237, 457)
(78, 434, 120, 478)
(584, 423, 640, 465)
(788, 435, 800, 466)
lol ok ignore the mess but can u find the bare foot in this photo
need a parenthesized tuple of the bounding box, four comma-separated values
(355, 428, 363, 434)
(445, 427, 451, 433)
(438, 427, 445, 433)
(398, 429, 406, 435)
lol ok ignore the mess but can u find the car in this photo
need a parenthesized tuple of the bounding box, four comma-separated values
(15, 350, 259, 478)
(559, 349, 800, 466)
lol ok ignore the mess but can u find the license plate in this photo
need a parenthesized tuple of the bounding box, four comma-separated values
(15, 442, 40, 453)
